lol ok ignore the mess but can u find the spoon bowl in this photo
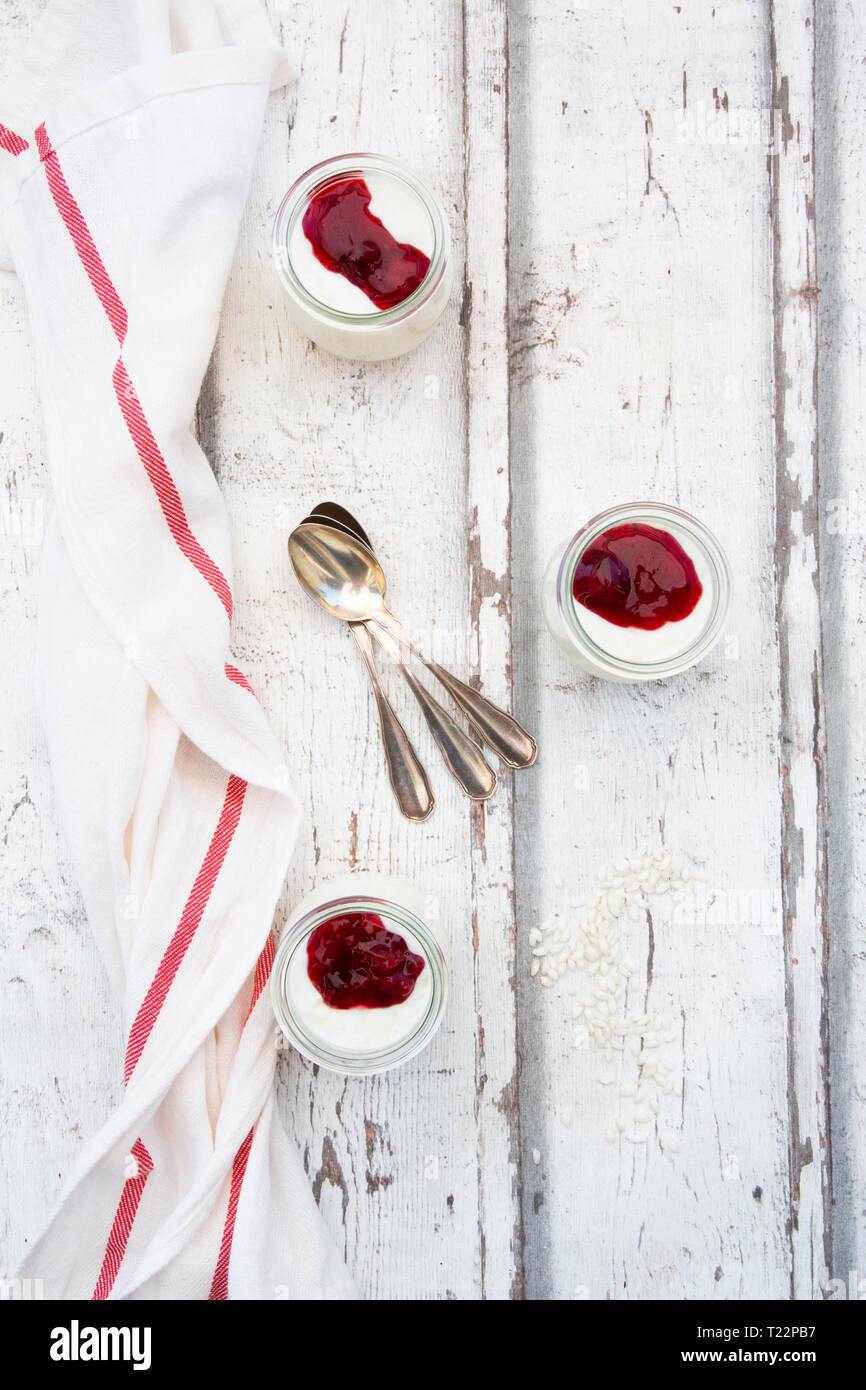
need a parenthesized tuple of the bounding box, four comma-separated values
(288, 522, 387, 623)
(303, 501, 375, 552)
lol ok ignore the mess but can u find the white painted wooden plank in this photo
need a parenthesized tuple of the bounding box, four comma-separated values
(769, 0, 831, 1299)
(509, 0, 796, 1298)
(815, 0, 866, 1294)
(201, 0, 519, 1298)
(461, 0, 523, 1300)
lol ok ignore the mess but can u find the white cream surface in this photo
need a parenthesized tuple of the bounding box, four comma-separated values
(286, 918, 433, 1054)
(573, 521, 715, 665)
(289, 169, 435, 315)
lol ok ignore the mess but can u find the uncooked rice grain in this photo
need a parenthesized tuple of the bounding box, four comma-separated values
(524, 846, 708, 1144)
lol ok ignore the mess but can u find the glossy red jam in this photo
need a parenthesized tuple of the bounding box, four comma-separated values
(307, 911, 425, 1009)
(302, 177, 430, 311)
(572, 521, 703, 630)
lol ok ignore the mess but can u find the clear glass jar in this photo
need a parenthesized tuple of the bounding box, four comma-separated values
(271, 873, 447, 1075)
(541, 501, 732, 682)
(272, 153, 453, 361)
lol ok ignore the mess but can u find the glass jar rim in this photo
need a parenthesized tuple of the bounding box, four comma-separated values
(271, 893, 448, 1076)
(272, 152, 450, 328)
(555, 500, 733, 677)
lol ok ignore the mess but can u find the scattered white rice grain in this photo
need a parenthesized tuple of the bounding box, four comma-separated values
(522, 847, 705, 1139)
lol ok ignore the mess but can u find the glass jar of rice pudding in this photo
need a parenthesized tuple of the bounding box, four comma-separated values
(272, 153, 453, 361)
(541, 501, 732, 682)
(272, 873, 447, 1075)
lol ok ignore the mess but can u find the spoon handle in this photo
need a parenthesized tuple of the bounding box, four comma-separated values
(364, 624, 498, 801)
(375, 613, 538, 769)
(422, 660, 538, 769)
(351, 624, 434, 821)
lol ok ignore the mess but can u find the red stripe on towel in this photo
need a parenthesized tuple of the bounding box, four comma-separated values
(113, 360, 233, 618)
(35, 123, 127, 343)
(124, 774, 247, 1083)
(245, 933, 276, 1023)
(209, 938, 276, 1298)
(208, 1126, 255, 1301)
(224, 662, 255, 693)
(208, 934, 276, 1289)
(91, 1138, 154, 1300)
(0, 123, 29, 156)
(35, 122, 233, 620)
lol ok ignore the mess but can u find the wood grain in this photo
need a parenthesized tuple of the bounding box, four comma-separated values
(509, 0, 801, 1299)
(815, 0, 866, 1294)
(770, 0, 830, 1299)
(461, 0, 523, 1300)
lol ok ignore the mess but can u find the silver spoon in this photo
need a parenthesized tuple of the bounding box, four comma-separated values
(349, 622, 434, 821)
(294, 511, 433, 820)
(359, 620, 497, 800)
(299, 509, 497, 800)
(304, 501, 374, 547)
(288, 521, 538, 769)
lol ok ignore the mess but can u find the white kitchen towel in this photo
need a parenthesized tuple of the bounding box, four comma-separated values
(0, 0, 355, 1299)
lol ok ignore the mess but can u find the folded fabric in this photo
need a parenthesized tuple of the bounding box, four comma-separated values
(0, 0, 354, 1299)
